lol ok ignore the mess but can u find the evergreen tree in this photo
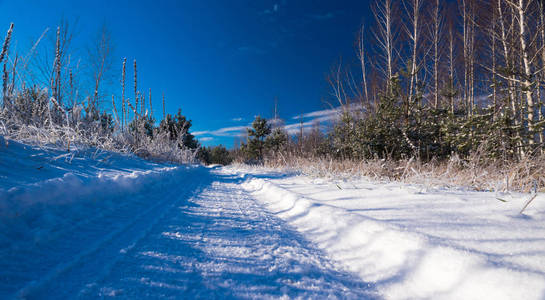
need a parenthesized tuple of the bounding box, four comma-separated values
(128, 115, 155, 139)
(99, 111, 115, 135)
(158, 108, 199, 149)
(197, 145, 233, 165)
(210, 145, 232, 165)
(244, 116, 271, 160)
(265, 128, 288, 152)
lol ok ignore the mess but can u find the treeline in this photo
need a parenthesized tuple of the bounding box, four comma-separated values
(0, 21, 201, 163)
(236, 0, 545, 164)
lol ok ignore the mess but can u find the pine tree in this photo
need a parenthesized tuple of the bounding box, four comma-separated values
(245, 116, 271, 160)
(197, 145, 232, 165)
(158, 108, 198, 149)
(266, 128, 288, 152)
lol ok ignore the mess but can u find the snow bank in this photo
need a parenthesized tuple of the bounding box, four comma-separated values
(0, 139, 196, 250)
(242, 175, 545, 300)
(0, 167, 180, 214)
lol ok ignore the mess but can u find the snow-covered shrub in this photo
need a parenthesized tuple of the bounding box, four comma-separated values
(0, 23, 199, 165)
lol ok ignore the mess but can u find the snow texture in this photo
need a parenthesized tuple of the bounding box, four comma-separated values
(0, 140, 375, 299)
(2, 138, 545, 299)
(236, 167, 545, 300)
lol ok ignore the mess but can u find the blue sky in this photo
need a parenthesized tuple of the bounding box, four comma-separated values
(0, 0, 372, 147)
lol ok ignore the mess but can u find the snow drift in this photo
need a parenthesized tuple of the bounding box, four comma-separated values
(240, 170, 545, 300)
(0, 139, 195, 250)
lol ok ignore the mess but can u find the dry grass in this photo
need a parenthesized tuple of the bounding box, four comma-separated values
(0, 116, 197, 164)
(259, 151, 545, 193)
(0, 118, 122, 152)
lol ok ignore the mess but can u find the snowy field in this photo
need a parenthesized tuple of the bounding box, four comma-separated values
(1, 140, 545, 299)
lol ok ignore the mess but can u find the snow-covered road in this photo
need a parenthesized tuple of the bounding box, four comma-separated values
(0, 144, 375, 299)
(3, 142, 545, 299)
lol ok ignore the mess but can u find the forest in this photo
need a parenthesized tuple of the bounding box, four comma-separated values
(233, 0, 545, 192)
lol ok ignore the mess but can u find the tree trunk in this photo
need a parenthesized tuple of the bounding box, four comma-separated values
(515, 0, 535, 148)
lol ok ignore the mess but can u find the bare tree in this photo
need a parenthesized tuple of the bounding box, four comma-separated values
(510, 0, 537, 147)
(459, 0, 477, 116)
(428, 0, 444, 109)
(372, 0, 397, 92)
(445, 11, 457, 114)
(32, 18, 76, 107)
(141, 93, 145, 115)
(538, 0, 545, 146)
(497, 1, 517, 117)
(0, 23, 13, 64)
(134, 59, 138, 121)
(88, 23, 115, 113)
(162, 92, 165, 120)
(0, 23, 13, 108)
(402, 0, 424, 108)
(52, 27, 61, 104)
(356, 25, 370, 107)
(149, 88, 153, 117)
(490, 0, 498, 117)
(121, 57, 126, 130)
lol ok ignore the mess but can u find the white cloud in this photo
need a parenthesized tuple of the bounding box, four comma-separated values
(193, 125, 249, 137)
(231, 117, 243, 122)
(193, 104, 362, 140)
(282, 104, 366, 135)
(284, 120, 322, 135)
(292, 107, 339, 120)
(199, 137, 213, 142)
(282, 114, 338, 135)
(192, 131, 208, 136)
(292, 104, 362, 120)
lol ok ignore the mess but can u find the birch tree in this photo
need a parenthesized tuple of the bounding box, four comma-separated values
(372, 0, 397, 92)
(356, 25, 370, 107)
(403, 0, 424, 108)
(428, 0, 444, 109)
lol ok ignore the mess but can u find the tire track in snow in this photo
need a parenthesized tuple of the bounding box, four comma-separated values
(6, 167, 375, 299)
(0, 167, 190, 295)
(77, 174, 213, 298)
(15, 168, 210, 299)
(85, 169, 376, 299)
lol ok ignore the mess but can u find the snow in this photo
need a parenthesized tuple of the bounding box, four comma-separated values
(0, 140, 375, 299)
(2, 139, 545, 299)
(235, 167, 545, 299)
(0, 140, 186, 251)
